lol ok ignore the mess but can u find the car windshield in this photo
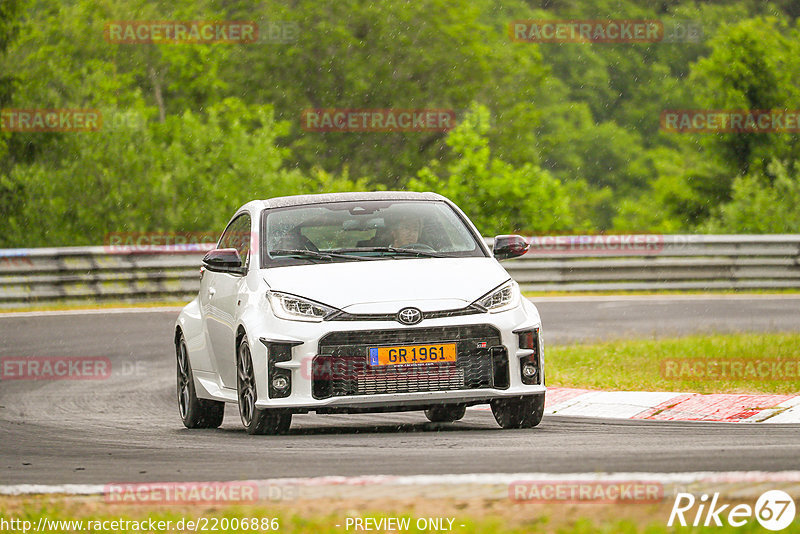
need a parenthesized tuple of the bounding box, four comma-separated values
(261, 200, 486, 267)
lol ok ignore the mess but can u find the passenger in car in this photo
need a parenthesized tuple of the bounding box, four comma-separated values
(356, 226, 391, 248)
(276, 229, 319, 251)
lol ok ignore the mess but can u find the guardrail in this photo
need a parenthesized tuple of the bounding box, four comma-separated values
(1, 235, 799, 306)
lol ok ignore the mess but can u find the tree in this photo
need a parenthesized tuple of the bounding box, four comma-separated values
(689, 17, 800, 176)
(409, 104, 572, 235)
(703, 160, 800, 233)
(0, 0, 26, 244)
(217, 0, 547, 186)
(5, 99, 353, 246)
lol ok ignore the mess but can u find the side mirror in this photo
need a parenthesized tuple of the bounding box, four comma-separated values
(493, 235, 529, 260)
(202, 248, 245, 274)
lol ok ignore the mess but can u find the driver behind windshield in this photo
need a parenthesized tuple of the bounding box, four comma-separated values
(388, 215, 423, 248)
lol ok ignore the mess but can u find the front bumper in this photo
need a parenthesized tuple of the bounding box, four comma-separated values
(243, 299, 545, 412)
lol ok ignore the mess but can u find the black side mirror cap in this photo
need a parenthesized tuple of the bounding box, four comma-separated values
(493, 235, 529, 260)
(202, 248, 245, 274)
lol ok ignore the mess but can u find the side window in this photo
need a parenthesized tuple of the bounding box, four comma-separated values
(218, 213, 252, 270)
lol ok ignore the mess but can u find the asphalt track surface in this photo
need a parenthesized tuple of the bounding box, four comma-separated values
(1, 296, 798, 485)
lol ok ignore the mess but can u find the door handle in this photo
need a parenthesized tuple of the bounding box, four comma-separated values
(207, 287, 216, 298)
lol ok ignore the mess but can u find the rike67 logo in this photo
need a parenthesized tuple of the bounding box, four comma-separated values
(669, 490, 796, 531)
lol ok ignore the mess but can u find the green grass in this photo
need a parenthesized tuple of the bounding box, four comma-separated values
(548, 333, 800, 394)
(4, 496, 799, 534)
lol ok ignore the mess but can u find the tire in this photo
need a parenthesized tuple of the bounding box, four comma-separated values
(236, 335, 292, 435)
(491, 394, 545, 429)
(424, 404, 467, 423)
(177, 333, 225, 429)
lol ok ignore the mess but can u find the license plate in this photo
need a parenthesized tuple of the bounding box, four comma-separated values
(368, 343, 457, 367)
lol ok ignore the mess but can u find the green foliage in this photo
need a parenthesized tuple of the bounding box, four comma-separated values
(703, 160, 800, 233)
(3, 99, 352, 246)
(613, 147, 730, 232)
(0, 0, 26, 230)
(689, 17, 800, 175)
(211, 0, 548, 186)
(2, 0, 800, 246)
(409, 104, 572, 235)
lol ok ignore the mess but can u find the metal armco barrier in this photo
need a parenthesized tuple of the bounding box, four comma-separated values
(1, 235, 799, 306)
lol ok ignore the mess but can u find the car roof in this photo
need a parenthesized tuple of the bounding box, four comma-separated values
(257, 191, 446, 209)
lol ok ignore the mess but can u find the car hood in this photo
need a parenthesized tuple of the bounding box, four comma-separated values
(263, 257, 510, 312)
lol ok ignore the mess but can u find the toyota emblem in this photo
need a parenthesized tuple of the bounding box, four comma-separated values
(397, 307, 423, 325)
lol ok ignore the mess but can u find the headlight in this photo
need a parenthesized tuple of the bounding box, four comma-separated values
(472, 280, 521, 313)
(267, 291, 339, 322)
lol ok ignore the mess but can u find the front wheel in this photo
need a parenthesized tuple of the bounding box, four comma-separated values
(177, 333, 224, 429)
(237, 336, 292, 435)
(491, 394, 545, 429)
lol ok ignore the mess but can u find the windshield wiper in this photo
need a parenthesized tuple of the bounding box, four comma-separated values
(270, 249, 376, 261)
(330, 247, 446, 258)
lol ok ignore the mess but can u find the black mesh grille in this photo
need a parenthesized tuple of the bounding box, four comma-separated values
(313, 325, 505, 398)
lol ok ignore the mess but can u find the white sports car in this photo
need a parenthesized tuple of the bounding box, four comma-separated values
(175, 192, 546, 434)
